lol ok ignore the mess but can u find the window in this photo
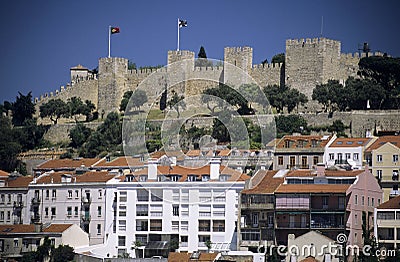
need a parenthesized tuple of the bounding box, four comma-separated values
(355, 195, 358, 205)
(45, 207, 49, 217)
(377, 155, 383, 162)
(337, 153, 343, 161)
(119, 206, 127, 216)
(377, 170, 383, 180)
(14, 239, 19, 247)
(0, 194, 4, 203)
(51, 207, 56, 218)
(355, 213, 358, 225)
(301, 156, 307, 167)
(361, 196, 364, 206)
(119, 220, 126, 231)
(97, 224, 101, 235)
(353, 153, 359, 161)
(313, 156, 319, 165)
(6, 211, 10, 221)
(7, 194, 11, 203)
(368, 197, 370, 206)
(74, 207, 78, 217)
(52, 190, 56, 199)
(329, 153, 334, 160)
(75, 190, 79, 198)
(45, 190, 49, 199)
(322, 196, 329, 207)
(136, 205, 148, 216)
(284, 140, 290, 148)
(68, 190, 72, 199)
(0, 211, 3, 221)
(289, 156, 295, 167)
(372, 198, 375, 207)
(394, 155, 399, 163)
(50, 238, 55, 246)
(119, 192, 127, 202)
(98, 189, 102, 198)
(67, 207, 72, 217)
(137, 190, 149, 201)
(118, 236, 126, 246)
(393, 170, 399, 181)
(98, 206, 102, 217)
(173, 205, 179, 216)
(345, 153, 351, 159)
(278, 156, 283, 166)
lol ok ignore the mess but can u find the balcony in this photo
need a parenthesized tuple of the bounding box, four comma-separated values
(287, 164, 310, 170)
(241, 202, 274, 210)
(199, 226, 210, 232)
(150, 226, 162, 231)
(276, 222, 309, 229)
(136, 225, 148, 231)
(81, 196, 92, 205)
(31, 197, 41, 205)
(213, 227, 225, 232)
(13, 201, 23, 209)
(81, 214, 91, 222)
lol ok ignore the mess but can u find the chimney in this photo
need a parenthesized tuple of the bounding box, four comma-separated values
(316, 163, 325, 177)
(210, 158, 221, 180)
(34, 222, 42, 233)
(147, 158, 158, 180)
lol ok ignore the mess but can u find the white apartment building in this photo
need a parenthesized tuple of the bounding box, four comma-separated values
(80, 158, 249, 258)
(26, 171, 117, 245)
(324, 136, 376, 169)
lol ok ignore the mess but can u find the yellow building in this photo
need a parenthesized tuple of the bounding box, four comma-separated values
(366, 136, 400, 201)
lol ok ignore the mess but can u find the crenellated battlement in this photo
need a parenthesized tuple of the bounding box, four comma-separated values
(252, 62, 283, 69)
(286, 37, 340, 47)
(34, 37, 381, 117)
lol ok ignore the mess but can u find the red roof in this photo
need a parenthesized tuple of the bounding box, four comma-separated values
(377, 195, 400, 209)
(6, 176, 33, 188)
(37, 158, 101, 169)
(35, 171, 115, 184)
(94, 156, 144, 167)
(329, 137, 372, 148)
(276, 135, 332, 149)
(0, 224, 73, 234)
(366, 136, 400, 152)
(275, 184, 350, 194)
(241, 170, 283, 194)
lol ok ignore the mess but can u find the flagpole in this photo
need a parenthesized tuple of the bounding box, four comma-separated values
(177, 18, 180, 51)
(108, 25, 111, 58)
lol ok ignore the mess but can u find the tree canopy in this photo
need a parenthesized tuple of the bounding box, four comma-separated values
(39, 99, 69, 124)
(271, 53, 285, 64)
(167, 90, 186, 118)
(263, 85, 308, 113)
(12, 92, 36, 126)
(195, 46, 213, 67)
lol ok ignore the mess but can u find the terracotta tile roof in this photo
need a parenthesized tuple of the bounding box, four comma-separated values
(241, 170, 283, 194)
(0, 224, 72, 234)
(43, 224, 73, 233)
(329, 137, 372, 148)
(186, 150, 201, 157)
(6, 176, 33, 188)
(0, 170, 9, 177)
(150, 150, 186, 161)
(286, 169, 364, 177)
(133, 165, 249, 182)
(35, 171, 116, 184)
(36, 158, 101, 169)
(300, 257, 318, 262)
(275, 184, 350, 194)
(377, 195, 400, 209)
(275, 135, 332, 149)
(168, 252, 218, 262)
(366, 136, 400, 152)
(217, 149, 231, 156)
(94, 156, 144, 167)
(265, 138, 279, 148)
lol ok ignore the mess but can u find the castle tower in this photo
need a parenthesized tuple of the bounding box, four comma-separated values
(223, 46, 253, 87)
(167, 50, 195, 95)
(285, 38, 341, 98)
(98, 57, 128, 116)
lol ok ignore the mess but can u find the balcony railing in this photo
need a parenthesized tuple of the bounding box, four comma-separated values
(199, 226, 210, 232)
(213, 227, 225, 232)
(81, 214, 91, 222)
(136, 226, 148, 231)
(276, 222, 309, 229)
(82, 196, 92, 204)
(31, 197, 41, 205)
(287, 164, 310, 170)
(311, 222, 344, 229)
(13, 201, 23, 208)
(241, 202, 274, 210)
(150, 226, 162, 231)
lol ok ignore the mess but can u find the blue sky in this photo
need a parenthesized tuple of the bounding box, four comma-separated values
(1, 0, 399, 103)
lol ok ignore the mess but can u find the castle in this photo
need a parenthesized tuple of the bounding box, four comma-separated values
(34, 37, 383, 115)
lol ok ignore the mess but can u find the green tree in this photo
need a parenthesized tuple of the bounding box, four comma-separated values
(202, 84, 249, 114)
(40, 98, 69, 124)
(238, 83, 267, 110)
(120, 90, 133, 112)
(275, 114, 308, 137)
(167, 90, 186, 118)
(51, 245, 75, 262)
(312, 80, 346, 113)
(159, 88, 167, 111)
(13, 118, 47, 151)
(69, 123, 92, 148)
(0, 116, 22, 172)
(12, 91, 36, 126)
(195, 46, 213, 67)
(263, 84, 305, 113)
(285, 88, 308, 113)
(346, 77, 386, 110)
(271, 53, 285, 64)
(328, 120, 346, 135)
(67, 97, 84, 122)
(36, 236, 53, 262)
(128, 60, 137, 70)
(83, 100, 96, 121)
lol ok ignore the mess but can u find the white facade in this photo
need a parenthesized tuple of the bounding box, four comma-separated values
(86, 161, 246, 258)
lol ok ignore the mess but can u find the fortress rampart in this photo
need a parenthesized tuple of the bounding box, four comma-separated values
(35, 37, 383, 116)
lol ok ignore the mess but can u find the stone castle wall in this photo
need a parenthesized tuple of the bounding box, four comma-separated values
(35, 37, 380, 119)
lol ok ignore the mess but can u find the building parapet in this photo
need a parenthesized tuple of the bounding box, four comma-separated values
(252, 62, 283, 69)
